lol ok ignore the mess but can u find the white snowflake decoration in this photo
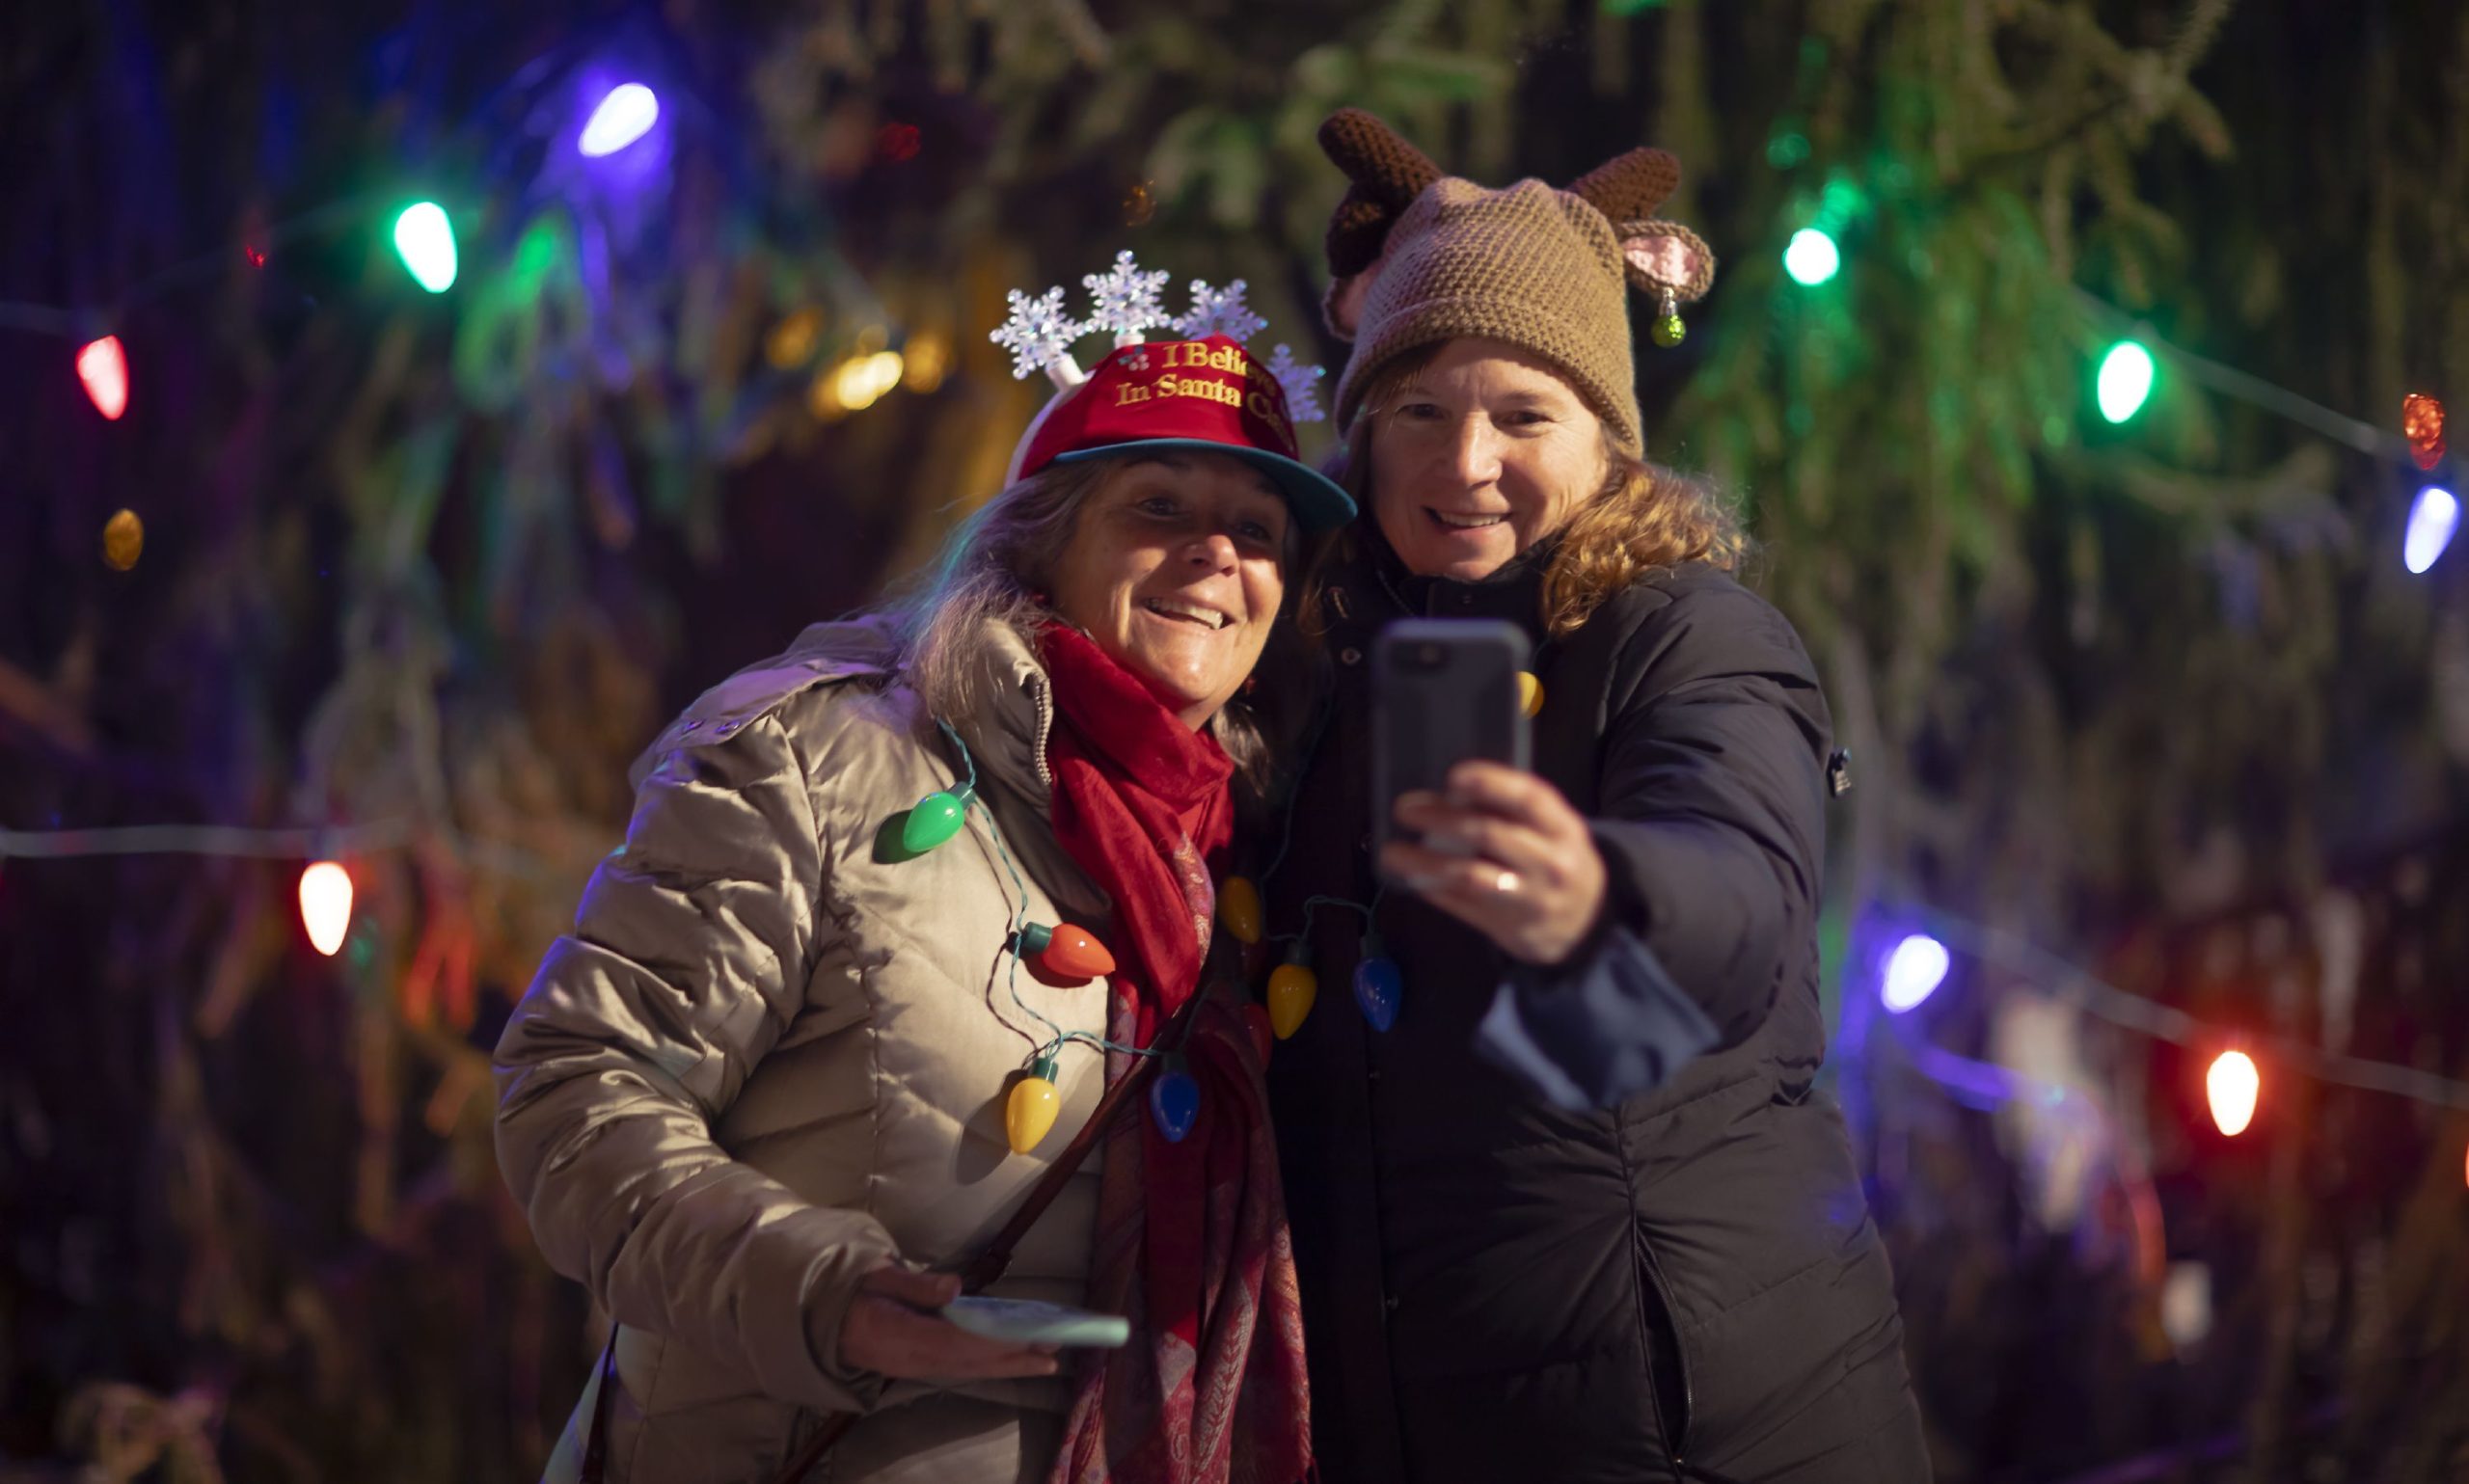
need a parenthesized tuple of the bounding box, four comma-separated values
(1173, 279, 1267, 343)
(990, 286, 1086, 386)
(1264, 343, 1327, 423)
(990, 262, 1311, 393)
(1081, 251, 1174, 346)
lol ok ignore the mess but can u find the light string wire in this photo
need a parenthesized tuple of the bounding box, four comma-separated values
(0, 193, 388, 339)
(0, 818, 561, 884)
(937, 720, 1175, 1069)
(1258, 683, 1391, 952)
(2069, 286, 2431, 467)
(1894, 901, 2469, 1113)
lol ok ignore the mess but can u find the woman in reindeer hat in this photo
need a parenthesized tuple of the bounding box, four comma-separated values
(495, 259, 1343, 1484)
(1255, 111, 1931, 1481)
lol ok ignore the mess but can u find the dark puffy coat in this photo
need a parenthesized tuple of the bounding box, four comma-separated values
(1263, 539, 1929, 1483)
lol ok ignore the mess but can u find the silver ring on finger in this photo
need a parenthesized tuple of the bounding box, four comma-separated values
(1491, 867, 1521, 895)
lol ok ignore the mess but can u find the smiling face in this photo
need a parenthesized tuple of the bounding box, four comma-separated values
(1045, 451, 1291, 728)
(1367, 337, 1612, 581)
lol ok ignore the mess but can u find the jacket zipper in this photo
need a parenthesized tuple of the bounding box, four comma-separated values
(1030, 674, 1056, 791)
(1637, 1230, 1696, 1464)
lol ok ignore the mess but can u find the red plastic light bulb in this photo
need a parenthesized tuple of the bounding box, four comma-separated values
(1021, 921, 1115, 980)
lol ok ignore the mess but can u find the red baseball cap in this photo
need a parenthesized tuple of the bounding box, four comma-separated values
(1012, 336, 1355, 533)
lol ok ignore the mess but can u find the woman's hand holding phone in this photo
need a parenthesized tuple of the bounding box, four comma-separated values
(835, 1265, 1062, 1381)
(1383, 761, 1608, 966)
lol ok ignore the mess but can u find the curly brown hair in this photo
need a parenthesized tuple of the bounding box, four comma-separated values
(1334, 343, 1747, 634)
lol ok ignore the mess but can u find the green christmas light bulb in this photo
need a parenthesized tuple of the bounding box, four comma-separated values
(899, 783, 972, 853)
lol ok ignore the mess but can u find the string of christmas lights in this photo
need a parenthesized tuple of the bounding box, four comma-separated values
(7, 822, 2464, 1174)
(0, 820, 562, 964)
(2066, 287, 2414, 462)
(1775, 222, 2457, 572)
(1872, 904, 2469, 1142)
(0, 76, 916, 436)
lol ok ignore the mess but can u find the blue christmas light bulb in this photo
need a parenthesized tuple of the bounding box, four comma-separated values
(1353, 931, 1402, 1033)
(1150, 1057, 1201, 1143)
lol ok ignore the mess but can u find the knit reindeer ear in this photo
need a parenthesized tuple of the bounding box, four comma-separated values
(1318, 108, 1444, 341)
(1617, 220, 1718, 305)
(1567, 147, 1714, 304)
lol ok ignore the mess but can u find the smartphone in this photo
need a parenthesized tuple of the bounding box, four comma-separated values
(1370, 619, 1532, 855)
(939, 1295, 1132, 1349)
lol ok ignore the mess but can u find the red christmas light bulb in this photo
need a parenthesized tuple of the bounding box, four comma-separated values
(76, 336, 129, 420)
(2206, 1050, 2259, 1137)
(1019, 921, 1115, 980)
(2403, 392, 2446, 471)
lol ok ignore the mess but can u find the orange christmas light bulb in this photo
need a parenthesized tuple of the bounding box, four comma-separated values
(2402, 392, 2446, 471)
(1020, 921, 1115, 980)
(1219, 876, 1263, 945)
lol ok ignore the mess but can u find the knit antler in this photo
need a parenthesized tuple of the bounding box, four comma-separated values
(1317, 108, 1445, 340)
(1317, 108, 1443, 276)
(1565, 147, 1683, 227)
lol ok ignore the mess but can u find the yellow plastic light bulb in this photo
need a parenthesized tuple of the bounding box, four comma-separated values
(1219, 876, 1263, 945)
(1516, 671, 1544, 718)
(1267, 951, 1317, 1040)
(1006, 1051, 1062, 1154)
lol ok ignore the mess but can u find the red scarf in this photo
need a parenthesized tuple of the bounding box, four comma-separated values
(1037, 622, 1311, 1484)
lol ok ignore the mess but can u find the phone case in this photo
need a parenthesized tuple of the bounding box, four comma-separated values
(1370, 619, 1533, 855)
(939, 1295, 1133, 1349)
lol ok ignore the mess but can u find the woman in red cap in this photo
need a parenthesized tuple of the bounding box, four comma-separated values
(495, 267, 1347, 1484)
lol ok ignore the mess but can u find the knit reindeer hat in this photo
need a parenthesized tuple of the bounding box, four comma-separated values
(1318, 108, 1717, 457)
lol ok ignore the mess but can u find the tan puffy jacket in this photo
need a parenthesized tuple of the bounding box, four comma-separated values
(496, 618, 1121, 1484)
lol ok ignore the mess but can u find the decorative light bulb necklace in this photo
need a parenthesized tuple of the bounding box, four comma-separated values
(893, 721, 1200, 1154)
(1216, 569, 1551, 1042)
(1216, 693, 1406, 1044)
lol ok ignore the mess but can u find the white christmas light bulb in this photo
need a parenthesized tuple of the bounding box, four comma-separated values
(299, 860, 353, 957)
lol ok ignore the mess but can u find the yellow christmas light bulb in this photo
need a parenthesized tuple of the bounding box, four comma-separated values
(1267, 948, 1317, 1039)
(806, 366, 846, 419)
(829, 349, 906, 412)
(1006, 1052, 1062, 1154)
(102, 509, 145, 571)
(901, 332, 950, 393)
(765, 309, 822, 369)
(1219, 876, 1263, 945)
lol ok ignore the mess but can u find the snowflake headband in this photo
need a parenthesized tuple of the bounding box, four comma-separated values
(990, 250, 1327, 423)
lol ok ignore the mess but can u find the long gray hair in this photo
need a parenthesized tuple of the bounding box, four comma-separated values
(880, 457, 1310, 806)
